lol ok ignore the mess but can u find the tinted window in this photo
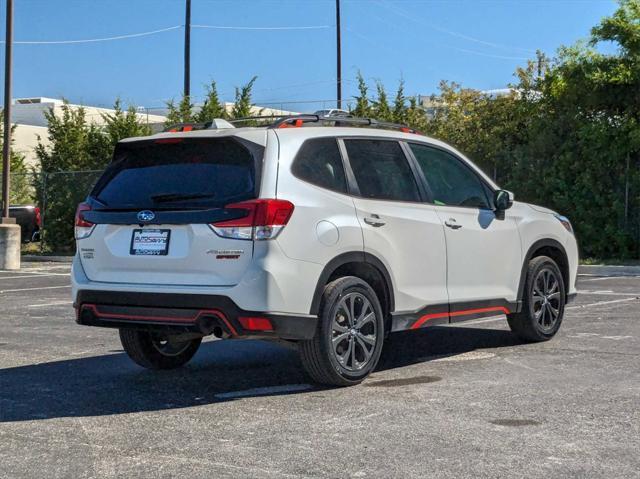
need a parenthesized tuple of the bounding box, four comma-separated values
(92, 138, 257, 209)
(345, 139, 420, 202)
(410, 143, 491, 208)
(291, 138, 347, 193)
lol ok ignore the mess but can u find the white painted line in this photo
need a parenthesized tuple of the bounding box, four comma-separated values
(0, 285, 71, 293)
(0, 270, 70, 277)
(28, 301, 73, 308)
(0, 274, 70, 280)
(215, 384, 312, 400)
(567, 297, 639, 310)
(577, 290, 640, 296)
(579, 275, 640, 281)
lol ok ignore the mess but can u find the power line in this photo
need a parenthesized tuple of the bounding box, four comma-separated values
(376, 0, 536, 55)
(2, 25, 183, 45)
(192, 24, 332, 31)
(0, 23, 332, 45)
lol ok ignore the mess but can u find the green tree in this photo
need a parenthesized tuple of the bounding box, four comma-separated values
(164, 95, 194, 127)
(352, 72, 371, 117)
(392, 79, 408, 124)
(194, 80, 227, 122)
(231, 76, 258, 119)
(372, 82, 393, 121)
(102, 99, 152, 148)
(35, 102, 110, 251)
(0, 112, 32, 205)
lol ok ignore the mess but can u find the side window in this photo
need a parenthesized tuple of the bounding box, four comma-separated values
(410, 143, 491, 209)
(291, 138, 347, 193)
(345, 139, 420, 202)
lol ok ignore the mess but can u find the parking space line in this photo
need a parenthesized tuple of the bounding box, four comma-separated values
(0, 274, 70, 280)
(0, 285, 71, 293)
(567, 297, 639, 310)
(28, 301, 73, 308)
(580, 275, 640, 281)
(577, 290, 640, 296)
(0, 271, 70, 277)
(215, 384, 313, 399)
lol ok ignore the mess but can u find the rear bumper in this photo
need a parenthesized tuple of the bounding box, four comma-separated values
(74, 290, 317, 340)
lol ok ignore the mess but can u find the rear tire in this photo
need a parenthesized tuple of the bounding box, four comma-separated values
(119, 329, 202, 370)
(299, 276, 385, 386)
(507, 256, 566, 342)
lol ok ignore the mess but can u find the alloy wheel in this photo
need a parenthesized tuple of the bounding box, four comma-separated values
(331, 292, 378, 372)
(531, 268, 562, 333)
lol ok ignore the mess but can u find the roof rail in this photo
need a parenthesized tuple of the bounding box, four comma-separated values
(165, 115, 422, 135)
(230, 114, 422, 135)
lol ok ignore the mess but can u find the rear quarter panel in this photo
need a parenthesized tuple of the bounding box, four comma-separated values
(272, 130, 364, 267)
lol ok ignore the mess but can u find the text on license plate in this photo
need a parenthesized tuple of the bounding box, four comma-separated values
(130, 229, 171, 256)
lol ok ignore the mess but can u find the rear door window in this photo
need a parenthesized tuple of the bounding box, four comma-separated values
(91, 138, 259, 209)
(291, 138, 347, 194)
(344, 139, 420, 202)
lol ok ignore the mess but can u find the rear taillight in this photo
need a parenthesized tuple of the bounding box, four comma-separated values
(75, 202, 95, 240)
(34, 207, 41, 227)
(210, 199, 294, 241)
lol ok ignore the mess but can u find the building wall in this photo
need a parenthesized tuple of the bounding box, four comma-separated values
(11, 97, 167, 127)
(12, 124, 49, 169)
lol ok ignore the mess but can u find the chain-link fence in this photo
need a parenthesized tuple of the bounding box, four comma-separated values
(10, 170, 103, 253)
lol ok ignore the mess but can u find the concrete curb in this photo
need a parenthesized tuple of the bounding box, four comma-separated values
(21, 255, 73, 263)
(578, 265, 640, 277)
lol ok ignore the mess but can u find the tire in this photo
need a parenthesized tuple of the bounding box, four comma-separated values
(507, 255, 566, 342)
(299, 276, 385, 386)
(119, 329, 202, 370)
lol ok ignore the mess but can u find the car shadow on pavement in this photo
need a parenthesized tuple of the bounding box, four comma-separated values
(0, 325, 520, 423)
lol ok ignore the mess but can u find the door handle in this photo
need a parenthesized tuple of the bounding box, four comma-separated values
(364, 214, 386, 227)
(444, 218, 462, 230)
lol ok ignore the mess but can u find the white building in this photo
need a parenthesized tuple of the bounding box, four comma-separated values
(8, 97, 167, 168)
(7, 97, 298, 168)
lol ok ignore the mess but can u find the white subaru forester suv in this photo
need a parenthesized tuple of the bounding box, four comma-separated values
(72, 115, 578, 386)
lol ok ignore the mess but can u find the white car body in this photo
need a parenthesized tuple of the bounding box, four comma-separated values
(72, 123, 578, 343)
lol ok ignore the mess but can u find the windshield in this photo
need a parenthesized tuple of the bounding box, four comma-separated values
(91, 137, 259, 209)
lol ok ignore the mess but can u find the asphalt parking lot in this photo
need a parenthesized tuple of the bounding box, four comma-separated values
(1, 263, 639, 478)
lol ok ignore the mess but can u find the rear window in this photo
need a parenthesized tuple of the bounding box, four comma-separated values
(91, 138, 260, 209)
(291, 138, 347, 194)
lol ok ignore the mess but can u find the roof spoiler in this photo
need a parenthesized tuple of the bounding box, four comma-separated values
(163, 119, 235, 132)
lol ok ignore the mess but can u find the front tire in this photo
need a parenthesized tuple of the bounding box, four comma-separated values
(507, 256, 566, 342)
(119, 329, 202, 370)
(299, 276, 385, 386)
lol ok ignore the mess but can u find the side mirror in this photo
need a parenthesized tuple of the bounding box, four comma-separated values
(494, 189, 514, 211)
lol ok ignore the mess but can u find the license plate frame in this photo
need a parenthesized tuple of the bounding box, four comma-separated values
(130, 229, 171, 256)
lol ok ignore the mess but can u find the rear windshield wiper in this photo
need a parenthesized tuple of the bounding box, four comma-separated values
(151, 193, 216, 203)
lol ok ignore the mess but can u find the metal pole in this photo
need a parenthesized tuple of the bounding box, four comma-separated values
(184, 0, 191, 98)
(2, 0, 13, 221)
(336, 0, 342, 110)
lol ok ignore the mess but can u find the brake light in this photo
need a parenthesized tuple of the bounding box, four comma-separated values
(34, 207, 41, 227)
(75, 202, 95, 240)
(210, 199, 294, 240)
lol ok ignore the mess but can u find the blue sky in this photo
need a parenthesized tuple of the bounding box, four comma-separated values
(1, 0, 617, 112)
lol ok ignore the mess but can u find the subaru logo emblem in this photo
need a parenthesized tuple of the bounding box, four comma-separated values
(137, 210, 155, 222)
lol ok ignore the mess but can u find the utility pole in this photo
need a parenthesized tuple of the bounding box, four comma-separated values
(336, 0, 342, 110)
(1, 0, 19, 270)
(2, 0, 13, 221)
(184, 0, 191, 98)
